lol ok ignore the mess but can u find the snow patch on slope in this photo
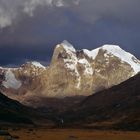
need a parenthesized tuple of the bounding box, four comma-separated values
(59, 40, 93, 89)
(78, 59, 93, 75)
(2, 70, 21, 89)
(58, 40, 81, 88)
(63, 47, 81, 88)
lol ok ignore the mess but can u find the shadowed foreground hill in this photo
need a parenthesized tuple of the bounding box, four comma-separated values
(0, 92, 57, 126)
(0, 92, 35, 124)
(0, 91, 55, 126)
(62, 73, 140, 130)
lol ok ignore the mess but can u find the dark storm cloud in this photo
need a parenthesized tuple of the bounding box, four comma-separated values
(0, 0, 140, 66)
(76, 0, 140, 24)
(0, 44, 53, 66)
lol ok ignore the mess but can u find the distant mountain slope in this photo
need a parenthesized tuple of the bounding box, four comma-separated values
(62, 73, 140, 130)
(0, 41, 140, 106)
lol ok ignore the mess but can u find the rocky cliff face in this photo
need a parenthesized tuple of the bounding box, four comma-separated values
(0, 41, 140, 105)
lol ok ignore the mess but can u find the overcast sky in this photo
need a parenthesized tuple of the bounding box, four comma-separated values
(0, 0, 140, 67)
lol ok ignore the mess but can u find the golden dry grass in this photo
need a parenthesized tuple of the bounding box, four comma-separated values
(0, 129, 139, 140)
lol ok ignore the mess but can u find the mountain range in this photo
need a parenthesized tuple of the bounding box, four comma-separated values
(0, 41, 140, 130)
(0, 41, 140, 107)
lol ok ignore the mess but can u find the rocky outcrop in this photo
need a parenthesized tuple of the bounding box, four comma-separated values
(0, 41, 140, 105)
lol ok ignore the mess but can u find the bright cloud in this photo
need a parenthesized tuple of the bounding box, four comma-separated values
(0, 0, 80, 28)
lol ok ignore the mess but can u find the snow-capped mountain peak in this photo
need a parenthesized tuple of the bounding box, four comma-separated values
(101, 45, 140, 73)
(22, 61, 46, 69)
(84, 44, 140, 74)
(83, 48, 99, 60)
(56, 40, 76, 53)
(1, 41, 140, 104)
(30, 61, 46, 69)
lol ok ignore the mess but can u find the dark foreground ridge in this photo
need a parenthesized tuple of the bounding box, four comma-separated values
(0, 92, 34, 124)
(61, 73, 140, 130)
(0, 73, 140, 131)
(0, 91, 55, 126)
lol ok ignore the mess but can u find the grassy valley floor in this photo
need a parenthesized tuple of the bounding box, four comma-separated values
(0, 128, 140, 140)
